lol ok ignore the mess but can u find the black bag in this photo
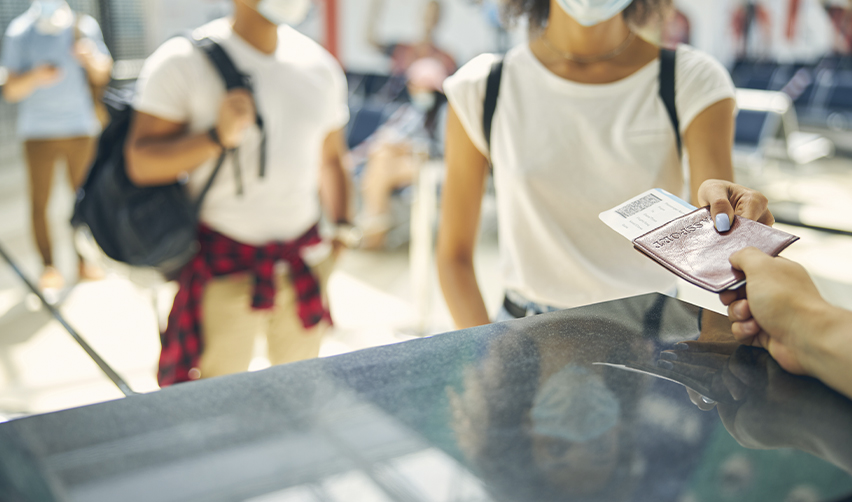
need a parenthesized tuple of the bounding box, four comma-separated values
(72, 36, 262, 274)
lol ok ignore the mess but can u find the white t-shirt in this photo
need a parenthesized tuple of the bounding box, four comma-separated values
(134, 19, 349, 246)
(443, 44, 735, 309)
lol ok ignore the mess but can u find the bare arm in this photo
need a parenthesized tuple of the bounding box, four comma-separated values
(683, 98, 736, 202)
(320, 127, 351, 224)
(74, 38, 113, 87)
(126, 89, 254, 186)
(436, 105, 491, 329)
(2, 65, 62, 103)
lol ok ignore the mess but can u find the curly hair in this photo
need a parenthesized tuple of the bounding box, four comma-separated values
(504, 0, 673, 30)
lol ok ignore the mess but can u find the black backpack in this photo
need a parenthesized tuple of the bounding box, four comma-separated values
(72, 36, 264, 275)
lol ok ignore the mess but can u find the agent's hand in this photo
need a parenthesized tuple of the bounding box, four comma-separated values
(31, 64, 63, 88)
(216, 89, 255, 149)
(697, 179, 774, 232)
(719, 248, 825, 376)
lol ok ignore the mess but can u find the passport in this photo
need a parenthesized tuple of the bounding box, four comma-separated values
(632, 207, 799, 292)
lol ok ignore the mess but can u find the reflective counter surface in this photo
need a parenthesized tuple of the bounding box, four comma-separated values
(1, 294, 851, 502)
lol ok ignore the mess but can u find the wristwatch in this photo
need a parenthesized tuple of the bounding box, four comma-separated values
(333, 222, 363, 249)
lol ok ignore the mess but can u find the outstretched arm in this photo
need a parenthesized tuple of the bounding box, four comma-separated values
(436, 105, 491, 328)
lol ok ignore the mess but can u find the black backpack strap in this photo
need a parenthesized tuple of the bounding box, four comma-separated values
(659, 48, 681, 158)
(189, 36, 251, 91)
(483, 57, 504, 158)
(189, 35, 268, 182)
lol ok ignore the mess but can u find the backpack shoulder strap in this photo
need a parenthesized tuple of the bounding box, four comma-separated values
(659, 48, 681, 158)
(483, 57, 504, 157)
(188, 35, 251, 92)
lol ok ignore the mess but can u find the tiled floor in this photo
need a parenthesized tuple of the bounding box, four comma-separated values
(0, 155, 850, 419)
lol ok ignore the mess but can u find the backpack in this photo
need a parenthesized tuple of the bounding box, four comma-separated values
(482, 48, 681, 158)
(72, 36, 265, 275)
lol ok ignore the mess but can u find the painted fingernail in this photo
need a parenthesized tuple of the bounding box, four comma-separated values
(660, 351, 678, 361)
(656, 360, 674, 370)
(701, 396, 716, 405)
(715, 214, 731, 232)
(672, 342, 689, 351)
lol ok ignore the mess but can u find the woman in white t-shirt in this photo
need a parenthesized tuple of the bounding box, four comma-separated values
(437, 0, 773, 328)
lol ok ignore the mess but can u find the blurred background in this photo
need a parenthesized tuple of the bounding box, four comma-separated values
(0, 0, 851, 418)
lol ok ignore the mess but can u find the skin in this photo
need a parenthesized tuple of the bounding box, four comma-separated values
(437, 0, 739, 329)
(719, 247, 852, 400)
(125, 0, 350, 231)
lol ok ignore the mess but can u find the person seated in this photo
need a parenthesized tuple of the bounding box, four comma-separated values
(720, 246, 852, 400)
(354, 57, 448, 249)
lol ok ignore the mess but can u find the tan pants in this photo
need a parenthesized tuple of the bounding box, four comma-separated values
(198, 255, 335, 379)
(24, 137, 97, 266)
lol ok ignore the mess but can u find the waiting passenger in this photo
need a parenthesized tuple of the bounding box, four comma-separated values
(355, 57, 449, 249)
(1, 0, 112, 289)
(437, 0, 772, 328)
(126, 0, 352, 385)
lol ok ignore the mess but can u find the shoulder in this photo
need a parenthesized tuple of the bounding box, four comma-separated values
(4, 12, 35, 39)
(674, 45, 732, 84)
(144, 36, 199, 71)
(281, 26, 339, 67)
(443, 53, 502, 98)
(281, 27, 345, 82)
(76, 14, 102, 36)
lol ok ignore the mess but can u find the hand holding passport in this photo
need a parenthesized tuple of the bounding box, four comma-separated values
(600, 189, 799, 293)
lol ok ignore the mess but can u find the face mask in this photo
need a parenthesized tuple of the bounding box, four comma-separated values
(256, 0, 311, 26)
(33, 0, 72, 35)
(530, 364, 620, 442)
(555, 0, 634, 27)
(410, 92, 436, 112)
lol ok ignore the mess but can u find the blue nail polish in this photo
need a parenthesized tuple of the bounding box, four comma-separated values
(659, 351, 678, 361)
(701, 396, 716, 405)
(715, 214, 731, 232)
(672, 342, 689, 351)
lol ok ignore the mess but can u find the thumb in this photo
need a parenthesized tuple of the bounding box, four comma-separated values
(729, 247, 771, 273)
(698, 181, 735, 233)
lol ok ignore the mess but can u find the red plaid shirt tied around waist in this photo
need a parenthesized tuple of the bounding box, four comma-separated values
(158, 224, 330, 387)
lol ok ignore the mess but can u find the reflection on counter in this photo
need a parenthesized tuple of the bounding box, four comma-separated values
(0, 294, 850, 501)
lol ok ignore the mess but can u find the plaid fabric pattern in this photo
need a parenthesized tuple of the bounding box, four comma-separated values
(157, 224, 330, 387)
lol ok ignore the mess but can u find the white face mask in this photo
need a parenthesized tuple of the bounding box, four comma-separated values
(32, 0, 72, 35)
(410, 91, 436, 112)
(256, 0, 311, 26)
(555, 0, 634, 27)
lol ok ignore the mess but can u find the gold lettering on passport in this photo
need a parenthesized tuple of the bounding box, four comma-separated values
(652, 217, 711, 249)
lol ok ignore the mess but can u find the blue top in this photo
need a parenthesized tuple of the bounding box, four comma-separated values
(1, 11, 110, 140)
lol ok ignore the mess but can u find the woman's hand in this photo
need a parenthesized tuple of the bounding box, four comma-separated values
(697, 180, 774, 232)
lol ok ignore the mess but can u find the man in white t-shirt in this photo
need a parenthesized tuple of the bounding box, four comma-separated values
(127, 0, 352, 386)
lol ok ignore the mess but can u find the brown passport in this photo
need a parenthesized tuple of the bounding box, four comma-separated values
(632, 207, 799, 292)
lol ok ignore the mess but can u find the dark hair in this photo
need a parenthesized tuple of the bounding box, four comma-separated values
(504, 0, 673, 30)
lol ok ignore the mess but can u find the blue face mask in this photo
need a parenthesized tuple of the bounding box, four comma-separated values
(555, 0, 635, 27)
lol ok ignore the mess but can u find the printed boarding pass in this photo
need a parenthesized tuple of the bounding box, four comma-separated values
(598, 188, 697, 241)
(599, 189, 749, 291)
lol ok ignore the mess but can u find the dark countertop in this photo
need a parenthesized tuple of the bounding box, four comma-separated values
(1, 294, 851, 502)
